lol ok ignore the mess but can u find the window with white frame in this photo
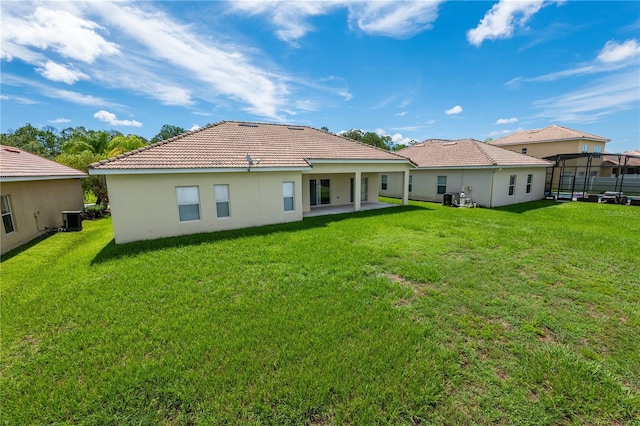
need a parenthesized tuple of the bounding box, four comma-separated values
(283, 181, 294, 211)
(214, 184, 230, 218)
(526, 174, 533, 194)
(408, 175, 413, 192)
(1, 195, 15, 234)
(594, 145, 602, 153)
(381, 175, 388, 190)
(176, 186, 200, 222)
(508, 175, 516, 196)
(437, 176, 447, 195)
(582, 144, 589, 153)
(521, 148, 528, 155)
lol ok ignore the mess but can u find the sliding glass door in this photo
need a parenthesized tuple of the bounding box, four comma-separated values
(310, 179, 330, 206)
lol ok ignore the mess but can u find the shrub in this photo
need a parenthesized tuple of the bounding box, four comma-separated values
(83, 204, 109, 220)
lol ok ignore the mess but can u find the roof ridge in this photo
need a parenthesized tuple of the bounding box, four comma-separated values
(470, 139, 498, 165)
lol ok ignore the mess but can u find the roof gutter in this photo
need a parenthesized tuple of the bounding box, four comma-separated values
(1, 175, 87, 182)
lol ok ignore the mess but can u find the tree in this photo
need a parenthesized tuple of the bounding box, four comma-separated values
(151, 124, 186, 142)
(340, 128, 392, 150)
(0, 124, 62, 158)
(106, 134, 146, 157)
(56, 151, 109, 206)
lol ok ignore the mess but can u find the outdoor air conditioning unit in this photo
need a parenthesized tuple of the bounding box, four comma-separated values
(62, 211, 83, 231)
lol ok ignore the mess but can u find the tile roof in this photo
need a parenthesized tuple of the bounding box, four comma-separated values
(601, 152, 640, 167)
(0, 145, 87, 181)
(398, 139, 552, 168)
(489, 125, 610, 146)
(89, 121, 409, 171)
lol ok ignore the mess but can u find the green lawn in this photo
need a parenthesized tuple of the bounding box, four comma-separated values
(2, 200, 639, 425)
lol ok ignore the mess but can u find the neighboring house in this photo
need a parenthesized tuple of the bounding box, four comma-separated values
(380, 139, 552, 207)
(488, 125, 610, 158)
(601, 151, 640, 177)
(89, 121, 412, 244)
(0, 145, 86, 254)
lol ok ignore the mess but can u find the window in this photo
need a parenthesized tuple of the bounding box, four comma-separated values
(594, 145, 602, 153)
(361, 178, 368, 202)
(214, 184, 230, 218)
(283, 182, 294, 212)
(408, 175, 413, 192)
(582, 144, 589, 153)
(521, 148, 528, 155)
(176, 186, 200, 222)
(437, 176, 447, 195)
(508, 175, 516, 196)
(1, 195, 15, 234)
(381, 175, 388, 190)
(526, 174, 533, 194)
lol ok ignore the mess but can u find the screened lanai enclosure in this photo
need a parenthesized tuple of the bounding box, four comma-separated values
(544, 152, 640, 204)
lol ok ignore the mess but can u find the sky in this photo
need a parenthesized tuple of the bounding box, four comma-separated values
(1, 0, 639, 153)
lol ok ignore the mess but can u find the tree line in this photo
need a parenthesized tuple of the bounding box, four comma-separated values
(1, 124, 187, 205)
(1, 123, 410, 205)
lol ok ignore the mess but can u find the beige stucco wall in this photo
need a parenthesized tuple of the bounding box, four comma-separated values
(498, 140, 607, 159)
(106, 171, 303, 244)
(382, 168, 547, 207)
(1, 179, 84, 254)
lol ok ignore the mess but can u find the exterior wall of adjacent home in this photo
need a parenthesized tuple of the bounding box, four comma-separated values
(0, 179, 84, 254)
(497, 139, 607, 158)
(106, 171, 304, 244)
(381, 167, 547, 207)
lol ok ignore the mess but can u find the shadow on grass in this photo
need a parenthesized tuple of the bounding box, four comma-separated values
(493, 200, 559, 214)
(91, 204, 429, 264)
(0, 231, 57, 263)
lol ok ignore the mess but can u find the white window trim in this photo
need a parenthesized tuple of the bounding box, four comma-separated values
(283, 181, 295, 212)
(508, 175, 516, 196)
(176, 186, 201, 222)
(1, 195, 15, 234)
(214, 184, 231, 219)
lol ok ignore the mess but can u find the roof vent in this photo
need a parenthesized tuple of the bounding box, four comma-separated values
(238, 123, 259, 127)
(3, 147, 20, 153)
(288, 127, 305, 131)
(443, 142, 457, 146)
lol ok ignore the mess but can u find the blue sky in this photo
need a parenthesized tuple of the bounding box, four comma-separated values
(1, 1, 639, 152)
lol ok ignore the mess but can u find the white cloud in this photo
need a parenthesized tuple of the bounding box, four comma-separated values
(0, 94, 38, 105)
(53, 89, 113, 107)
(1, 6, 120, 63)
(36, 61, 88, 84)
(445, 105, 463, 115)
(495, 117, 518, 125)
(375, 128, 414, 146)
(395, 111, 408, 117)
(93, 110, 142, 127)
(597, 39, 640, 63)
(49, 118, 72, 124)
(467, 0, 552, 47)
(533, 70, 640, 123)
(228, 1, 443, 44)
(348, 1, 444, 39)
(189, 124, 201, 132)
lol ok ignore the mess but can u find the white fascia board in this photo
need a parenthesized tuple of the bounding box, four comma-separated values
(0, 175, 86, 182)
(414, 164, 551, 170)
(88, 166, 312, 175)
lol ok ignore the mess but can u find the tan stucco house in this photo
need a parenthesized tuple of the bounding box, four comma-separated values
(89, 121, 413, 244)
(1, 145, 86, 254)
(381, 139, 552, 207)
(488, 125, 610, 158)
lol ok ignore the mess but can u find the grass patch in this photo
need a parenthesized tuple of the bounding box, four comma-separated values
(2, 200, 639, 424)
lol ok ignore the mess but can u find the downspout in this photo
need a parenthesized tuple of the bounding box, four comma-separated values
(489, 169, 495, 208)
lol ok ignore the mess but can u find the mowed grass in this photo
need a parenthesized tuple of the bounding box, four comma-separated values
(1, 200, 639, 425)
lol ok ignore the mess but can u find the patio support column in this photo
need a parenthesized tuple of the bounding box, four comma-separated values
(402, 170, 410, 205)
(354, 171, 362, 212)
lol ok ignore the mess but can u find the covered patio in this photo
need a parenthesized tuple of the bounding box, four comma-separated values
(303, 200, 400, 218)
